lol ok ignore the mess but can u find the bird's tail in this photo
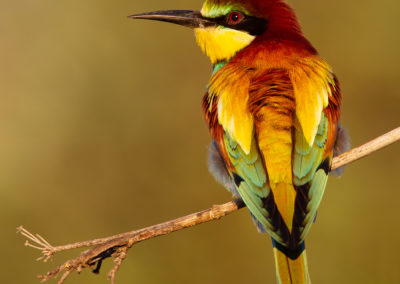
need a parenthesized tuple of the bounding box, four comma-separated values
(272, 242, 310, 284)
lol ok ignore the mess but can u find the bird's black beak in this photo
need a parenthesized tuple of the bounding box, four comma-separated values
(128, 10, 214, 29)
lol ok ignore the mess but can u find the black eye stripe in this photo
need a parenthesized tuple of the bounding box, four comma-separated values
(209, 14, 268, 36)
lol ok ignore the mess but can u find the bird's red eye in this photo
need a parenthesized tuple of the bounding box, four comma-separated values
(227, 11, 243, 25)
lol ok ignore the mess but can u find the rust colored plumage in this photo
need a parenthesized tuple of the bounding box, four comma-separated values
(131, 1, 342, 283)
(200, 3, 341, 282)
(203, 60, 341, 248)
(324, 75, 342, 156)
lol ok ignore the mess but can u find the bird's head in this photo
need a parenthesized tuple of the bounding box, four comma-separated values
(130, 0, 301, 64)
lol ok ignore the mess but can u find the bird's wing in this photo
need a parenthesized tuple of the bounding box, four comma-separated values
(222, 130, 290, 243)
(254, 63, 340, 246)
(292, 112, 331, 241)
(291, 61, 342, 241)
(209, 59, 341, 247)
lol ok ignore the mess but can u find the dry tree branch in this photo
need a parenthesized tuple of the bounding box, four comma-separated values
(18, 126, 400, 284)
(332, 127, 400, 169)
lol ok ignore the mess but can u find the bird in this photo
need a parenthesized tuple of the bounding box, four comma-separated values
(130, 0, 346, 283)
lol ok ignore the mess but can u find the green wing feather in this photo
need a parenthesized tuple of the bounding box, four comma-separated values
(223, 133, 286, 242)
(223, 112, 331, 245)
(224, 134, 267, 195)
(300, 169, 328, 239)
(293, 113, 330, 241)
(293, 114, 328, 184)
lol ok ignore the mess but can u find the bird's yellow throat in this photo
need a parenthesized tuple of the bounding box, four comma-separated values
(194, 27, 255, 64)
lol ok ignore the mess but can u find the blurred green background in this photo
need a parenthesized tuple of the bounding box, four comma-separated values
(1, 0, 399, 283)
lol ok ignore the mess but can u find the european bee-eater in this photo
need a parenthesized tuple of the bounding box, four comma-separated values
(130, 0, 343, 283)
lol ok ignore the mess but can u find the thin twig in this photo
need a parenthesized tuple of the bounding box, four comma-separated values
(17, 126, 400, 284)
(331, 126, 400, 170)
(107, 246, 128, 284)
(17, 226, 55, 262)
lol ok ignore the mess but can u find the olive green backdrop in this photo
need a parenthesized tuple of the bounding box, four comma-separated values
(1, 0, 399, 283)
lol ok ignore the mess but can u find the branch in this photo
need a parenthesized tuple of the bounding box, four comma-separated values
(331, 127, 400, 170)
(18, 126, 400, 284)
